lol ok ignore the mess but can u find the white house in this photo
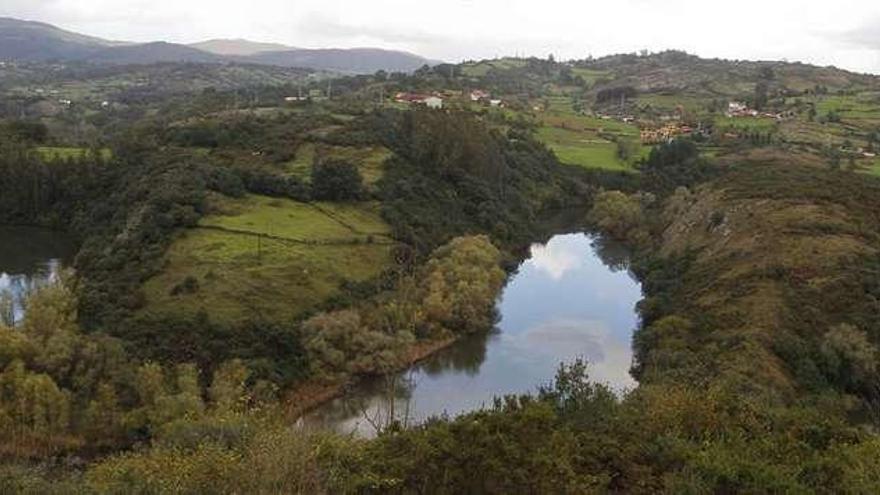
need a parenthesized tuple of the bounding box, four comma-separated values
(424, 96, 443, 109)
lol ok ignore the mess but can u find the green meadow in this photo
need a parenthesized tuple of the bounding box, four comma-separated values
(537, 126, 646, 172)
(140, 194, 394, 325)
(36, 146, 112, 161)
(286, 143, 391, 185)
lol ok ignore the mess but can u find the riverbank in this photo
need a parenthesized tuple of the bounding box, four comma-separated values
(284, 336, 458, 419)
(290, 233, 643, 434)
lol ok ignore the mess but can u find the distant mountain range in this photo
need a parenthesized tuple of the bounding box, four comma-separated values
(189, 39, 298, 57)
(0, 17, 434, 73)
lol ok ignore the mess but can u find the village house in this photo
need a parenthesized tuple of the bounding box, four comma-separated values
(640, 122, 694, 144)
(424, 96, 443, 109)
(395, 92, 444, 109)
(728, 101, 759, 117)
(470, 90, 490, 102)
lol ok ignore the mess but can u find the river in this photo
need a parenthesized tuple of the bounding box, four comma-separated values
(301, 232, 643, 436)
(0, 226, 76, 325)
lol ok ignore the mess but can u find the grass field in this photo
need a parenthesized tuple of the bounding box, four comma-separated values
(864, 158, 880, 177)
(537, 126, 646, 172)
(714, 116, 778, 133)
(140, 194, 394, 325)
(634, 94, 708, 113)
(778, 120, 863, 148)
(286, 143, 391, 185)
(533, 97, 646, 171)
(36, 146, 112, 161)
(815, 94, 880, 121)
(570, 68, 611, 87)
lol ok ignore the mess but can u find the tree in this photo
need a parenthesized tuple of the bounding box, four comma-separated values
(820, 324, 878, 391)
(0, 290, 15, 327)
(209, 359, 250, 412)
(753, 81, 769, 111)
(302, 310, 410, 377)
(589, 190, 646, 242)
(84, 382, 123, 443)
(616, 138, 640, 163)
(639, 139, 715, 193)
(310, 160, 365, 201)
(418, 235, 506, 336)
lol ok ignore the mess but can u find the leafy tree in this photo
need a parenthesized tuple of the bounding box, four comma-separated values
(302, 309, 410, 378)
(209, 359, 250, 412)
(753, 81, 769, 110)
(418, 235, 506, 336)
(589, 190, 646, 242)
(2, 120, 49, 144)
(0, 291, 14, 327)
(311, 160, 365, 201)
(616, 137, 640, 163)
(639, 139, 715, 193)
(820, 324, 878, 392)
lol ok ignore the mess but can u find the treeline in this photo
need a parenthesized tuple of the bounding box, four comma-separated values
(0, 233, 507, 463)
(0, 282, 271, 460)
(346, 108, 593, 256)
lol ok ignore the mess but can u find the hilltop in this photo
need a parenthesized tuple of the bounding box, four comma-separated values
(190, 39, 297, 56)
(0, 17, 433, 73)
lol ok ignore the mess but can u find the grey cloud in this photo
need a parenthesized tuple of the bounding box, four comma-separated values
(833, 18, 880, 49)
(297, 13, 444, 45)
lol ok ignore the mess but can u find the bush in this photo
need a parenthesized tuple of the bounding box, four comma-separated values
(311, 160, 365, 201)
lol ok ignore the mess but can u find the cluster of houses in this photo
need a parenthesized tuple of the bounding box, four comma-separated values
(727, 101, 758, 117)
(727, 101, 792, 120)
(470, 90, 503, 107)
(284, 89, 328, 103)
(394, 92, 444, 109)
(640, 123, 696, 144)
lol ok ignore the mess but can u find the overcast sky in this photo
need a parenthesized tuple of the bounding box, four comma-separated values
(3, 0, 880, 73)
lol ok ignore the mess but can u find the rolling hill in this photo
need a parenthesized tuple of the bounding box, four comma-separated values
(89, 42, 223, 64)
(0, 17, 433, 73)
(0, 17, 123, 61)
(190, 38, 296, 56)
(238, 47, 431, 73)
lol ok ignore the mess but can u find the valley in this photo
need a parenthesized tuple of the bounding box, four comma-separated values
(1, 16, 880, 492)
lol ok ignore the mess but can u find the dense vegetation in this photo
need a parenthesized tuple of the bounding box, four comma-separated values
(3, 51, 880, 493)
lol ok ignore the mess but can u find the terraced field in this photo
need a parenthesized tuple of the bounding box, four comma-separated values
(533, 98, 646, 171)
(139, 194, 394, 325)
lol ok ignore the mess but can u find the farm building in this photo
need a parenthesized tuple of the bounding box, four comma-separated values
(424, 96, 443, 109)
(728, 101, 759, 117)
(470, 90, 491, 102)
(395, 92, 443, 109)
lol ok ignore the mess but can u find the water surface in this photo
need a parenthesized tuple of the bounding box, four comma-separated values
(303, 233, 643, 436)
(0, 226, 75, 324)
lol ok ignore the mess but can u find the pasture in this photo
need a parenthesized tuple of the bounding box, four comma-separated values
(139, 194, 394, 325)
(286, 143, 391, 185)
(36, 146, 112, 161)
(537, 126, 645, 172)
